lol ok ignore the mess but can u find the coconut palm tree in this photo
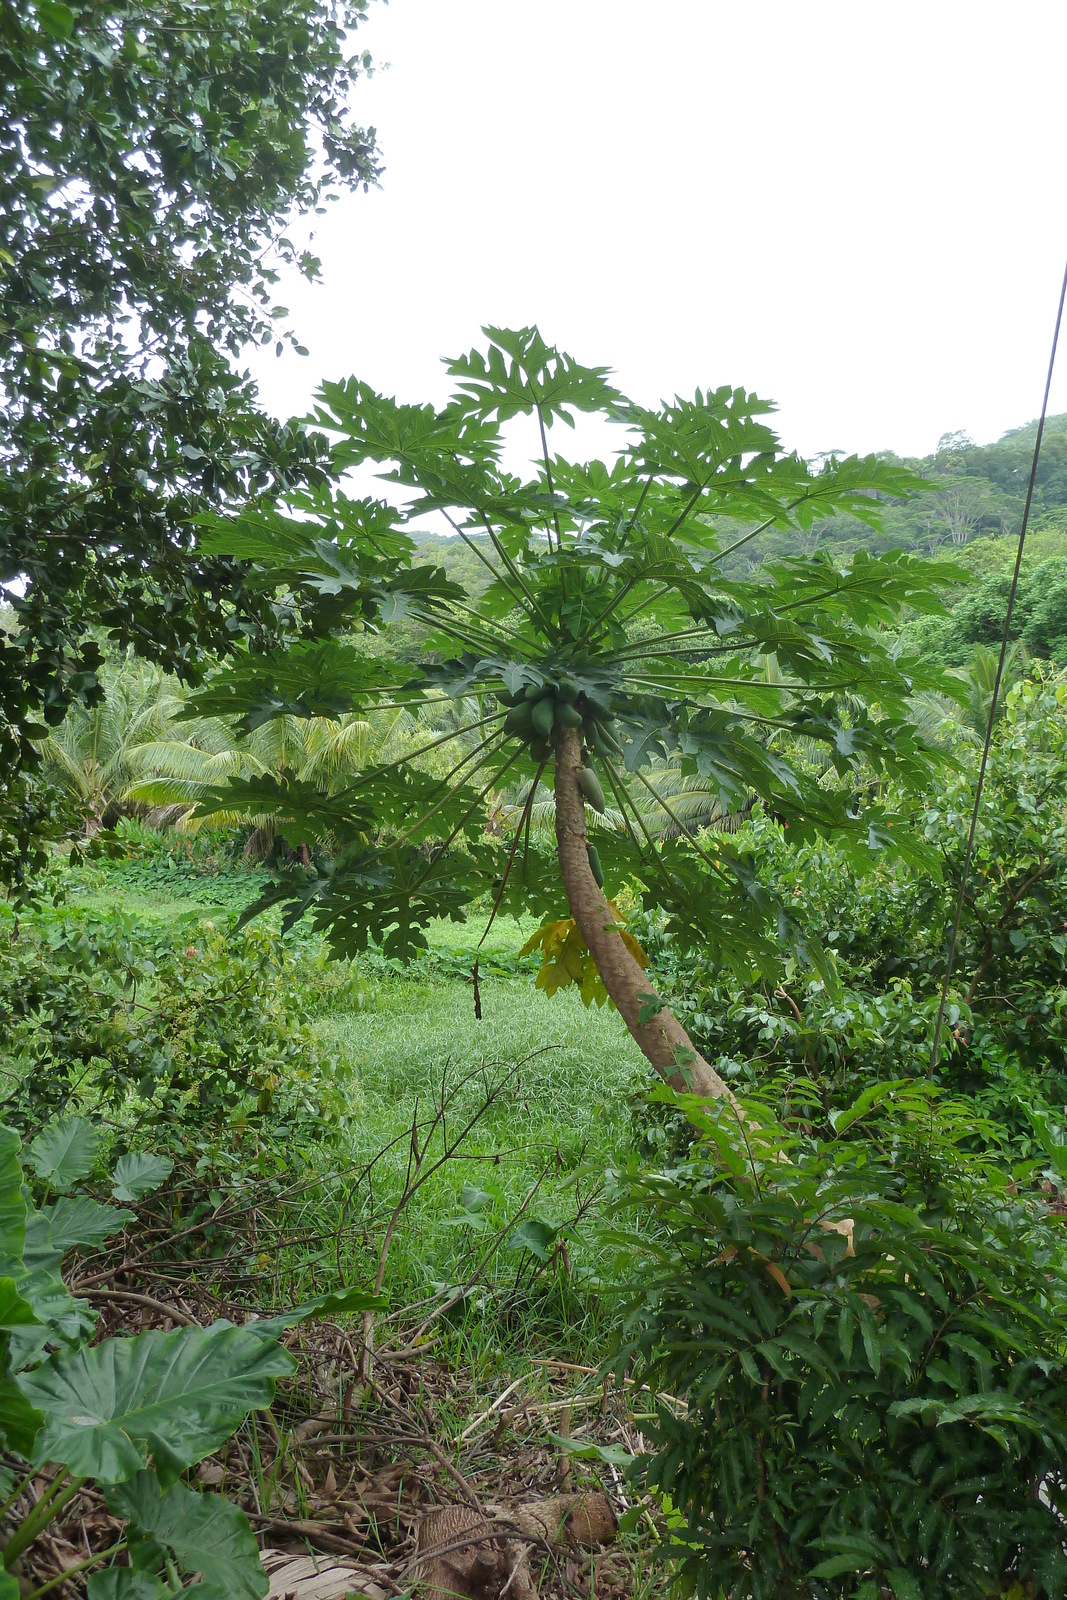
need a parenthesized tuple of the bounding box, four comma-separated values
(39, 658, 183, 832)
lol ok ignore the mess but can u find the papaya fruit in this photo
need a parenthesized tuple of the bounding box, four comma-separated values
(555, 700, 583, 728)
(577, 764, 606, 813)
(531, 695, 556, 739)
(587, 844, 605, 888)
(504, 702, 534, 735)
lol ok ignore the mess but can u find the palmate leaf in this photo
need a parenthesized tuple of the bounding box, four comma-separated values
(194, 774, 377, 849)
(106, 1469, 267, 1600)
(446, 325, 621, 426)
(249, 840, 495, 960)
(183, 641, 410, 732)
(19, 1323, 293, 1486)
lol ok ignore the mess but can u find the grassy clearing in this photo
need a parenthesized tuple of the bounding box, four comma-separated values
(67, 861, 649, 1370)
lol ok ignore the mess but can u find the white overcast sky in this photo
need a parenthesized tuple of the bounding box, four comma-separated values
(247, 0, 1067, 464)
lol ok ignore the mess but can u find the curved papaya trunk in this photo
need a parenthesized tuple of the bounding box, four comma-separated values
(552, 723, 739, 1107)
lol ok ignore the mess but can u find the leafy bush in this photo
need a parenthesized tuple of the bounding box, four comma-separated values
(610, 1084, 1067, 1600)
(0, 906, 358, 1135)
(632, 671, 1067, 1160)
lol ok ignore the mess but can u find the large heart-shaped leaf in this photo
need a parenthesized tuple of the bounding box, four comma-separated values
(6, 1211, 96, 1367)
(0, 1276, 40, 1332)
(107, 1469, 267, 1599)
(27, 1118, 100, 1192)
(0, 1375, 42, 1456)
(18, 1324, 294, 1485)
(0, 1126, 27, 1270)
(87, 1571, 165, 1599)
(110, 1155, 174, 1205)
(44, 1197, 135, 1254)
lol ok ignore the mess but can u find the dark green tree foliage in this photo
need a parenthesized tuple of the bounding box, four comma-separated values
(612, 1087, 1067, 1600)
(0, 0, 379, 884)
(197, 327, 958, 1091)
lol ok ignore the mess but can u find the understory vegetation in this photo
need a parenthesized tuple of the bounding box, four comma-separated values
(3, 661, 1067, 1599)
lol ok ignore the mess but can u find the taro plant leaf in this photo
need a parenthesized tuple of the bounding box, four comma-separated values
(548, 1432, 636, 1468)
(0, 1125, 27, 1267)
(0, 1572, 19, 1600)
(106, 1469, 267, 1600)
(0, 1276, 41, 1331)
(232, 1285, 388, 1341)
(43, 1197, 136, 1252)
(0, 1375, 43, 1456)
(18, 1324, 294, 1486)
(27, 1117, 100, 1192)
(110, 1156, 174, 1205)
(506, 1219, 559, 1261)
(87, 1570, 166, 1599)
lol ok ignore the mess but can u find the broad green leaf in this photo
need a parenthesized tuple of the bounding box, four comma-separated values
(0, 1374, 43, 1455)
(0, 1572, 19, 1600)
(233, 1285, 388, 1341)
(87, 1571, 166, 1599)
(548, 1432, 635, 1468)
(18, 1324, 294, 1486)
(0, 1125, 27, 1270)
(107, 1469, 267, 1600)
(44, 1196, 136, 1252)
(0, 1276, 41, 1331)
(110, 1156, 174, 1205)
(27, 1117, 100, 1192)
(36, 0, 76, 38)
(506, 1219, 558, 1261)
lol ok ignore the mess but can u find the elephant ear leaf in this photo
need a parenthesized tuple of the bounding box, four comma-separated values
(87, 1569, 166, 1598)
(110, 1155, 174, 1205)
(27, 1117, 100, 1192)
(0, 1125, 27, 1269)
(17, 1324, 293, 1486)
(105, 1470, 266, 1600)
(43, 1197, 135, 1253)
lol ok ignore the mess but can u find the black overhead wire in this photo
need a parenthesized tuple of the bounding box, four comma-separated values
(928, 251, 1067, 1073)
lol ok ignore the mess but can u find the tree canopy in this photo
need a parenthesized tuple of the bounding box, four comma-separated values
(0, 0, 379, 883)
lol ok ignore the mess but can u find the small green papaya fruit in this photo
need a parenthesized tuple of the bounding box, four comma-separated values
(555, 700, 583, 728)
(587, 844, 605, 888)
(531, 696, 556, 739)
(504, 702, 534, 735)
(577, 764, 606, 813)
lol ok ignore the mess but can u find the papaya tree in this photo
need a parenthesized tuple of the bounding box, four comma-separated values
(192, 327, 958, 1099)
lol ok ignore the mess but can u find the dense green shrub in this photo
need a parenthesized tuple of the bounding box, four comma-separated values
(632, 671, 1067, 1159)
(0, 905, 358, 1135)
(611, 1084, 1067, 1600)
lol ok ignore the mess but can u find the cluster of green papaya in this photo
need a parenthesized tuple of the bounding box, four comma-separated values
(497, 675, 613, 888)
(497, 677, 621, 766)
